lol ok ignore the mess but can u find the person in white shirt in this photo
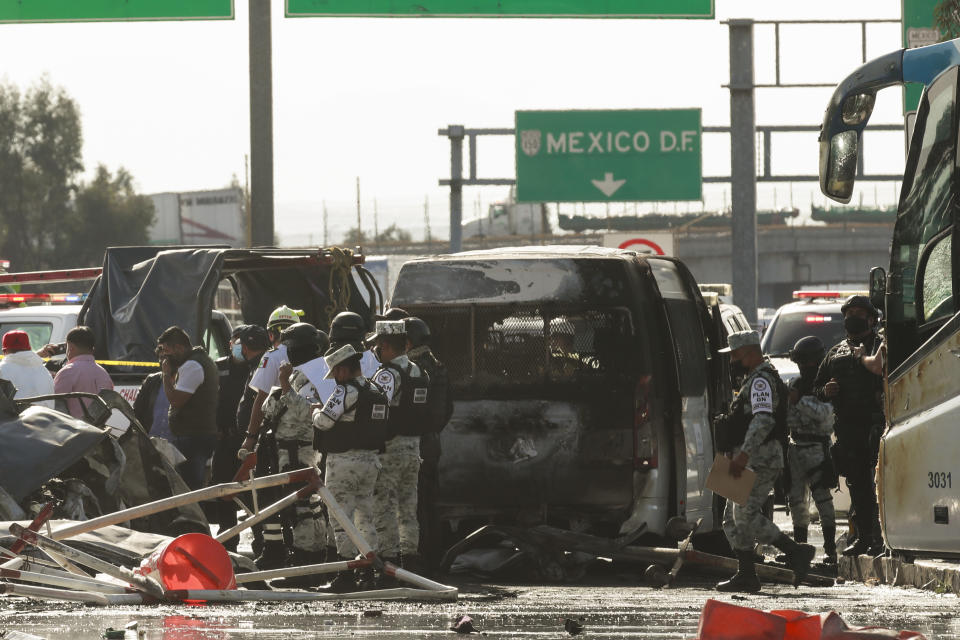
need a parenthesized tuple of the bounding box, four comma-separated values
(0, 330, 54, 408)
(238, 305, 303, 458)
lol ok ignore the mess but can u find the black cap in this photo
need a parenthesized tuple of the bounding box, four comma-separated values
(789, 335, 826, 365)
(235, 324, 271, 351)
(840, 294, 879, 318)
(378, 307, 409, 321)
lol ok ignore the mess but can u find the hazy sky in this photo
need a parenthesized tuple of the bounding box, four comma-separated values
(0, 0, 907, 244)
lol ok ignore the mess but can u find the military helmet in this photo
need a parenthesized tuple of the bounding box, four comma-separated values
(330, 311, 367, 344)
(379, 307, 409, 321)
(840, 294, 879, 319)
(280, 322, 328, 351)
(789, 335, 826, 365)
(267, 305, 304, 329)
(404, 317, 431, 347)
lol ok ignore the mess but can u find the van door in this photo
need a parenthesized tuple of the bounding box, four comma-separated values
(647, 257, 715, 528)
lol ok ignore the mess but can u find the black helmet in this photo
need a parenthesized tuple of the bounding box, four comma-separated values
(330, 311, 367, 344)
(840, 294, 879, 319)
(379, 307, 409, 321)
(404, 317, 431, 347)
(789, 335, 826, 365)
(280, 322, 325, 349)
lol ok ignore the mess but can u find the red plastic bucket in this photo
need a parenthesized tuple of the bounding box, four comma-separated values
(136, 533, 236, 591)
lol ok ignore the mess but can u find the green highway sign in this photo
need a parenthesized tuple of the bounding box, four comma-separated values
(0, 1, 234, 23)
(515, 109, 702, 203)
(286, 0, 713, 18)
(903, 0, 942, 113)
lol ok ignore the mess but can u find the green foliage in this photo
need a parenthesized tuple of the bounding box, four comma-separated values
(375, 223, 412, 244)
(342, 227, 368, 244)
(70, 165, 155, 267)
(0, 77, 153, 270)
(935, 0, 960, 40)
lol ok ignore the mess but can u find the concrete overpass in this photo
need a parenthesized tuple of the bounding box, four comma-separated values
(364, 222, 894, 309)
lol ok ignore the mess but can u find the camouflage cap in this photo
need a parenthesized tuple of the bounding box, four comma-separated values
(718, 330, 761, 353)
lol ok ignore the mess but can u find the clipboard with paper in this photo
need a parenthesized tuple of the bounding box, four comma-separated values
(705, 453, 757, 506)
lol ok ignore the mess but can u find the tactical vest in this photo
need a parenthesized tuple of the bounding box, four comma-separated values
(316, 380, 389, 454)
(409, 349, 454, 434)
(383, 360, 431, 437)
(168, 347, 219, 437)
(725, 367, 788, 450)
(824, 336, 884, 423)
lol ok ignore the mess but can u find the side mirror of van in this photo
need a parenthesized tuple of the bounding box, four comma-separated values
(869, 266, 886, 315)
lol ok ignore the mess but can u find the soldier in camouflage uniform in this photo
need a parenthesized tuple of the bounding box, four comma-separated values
(785, 336, 838, 565)
(715, 330, 815, 593)
(255, 323, 329, 572)
(312, 343, 388, 593)
(371, 320, 430, 573)
(814, 295, 885, 557)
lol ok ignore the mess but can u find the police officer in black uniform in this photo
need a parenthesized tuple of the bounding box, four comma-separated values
(404, 317, 454, 574)
(813, 295, 884, 557)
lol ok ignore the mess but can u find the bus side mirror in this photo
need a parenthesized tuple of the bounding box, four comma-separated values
(819, 130, 859, 204)
(869, 266, 886, 314)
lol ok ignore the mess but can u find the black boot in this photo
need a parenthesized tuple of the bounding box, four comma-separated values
(822, 524, 838, 565)
(773, 533, 815, 587)
(776, 526, 809, 563)
(272, 551, 326, 589)
(324, 569, 357, 593)
(842, 516, 870, 557)
(716, 550, 761, 593)
(254, 541, 289, 570)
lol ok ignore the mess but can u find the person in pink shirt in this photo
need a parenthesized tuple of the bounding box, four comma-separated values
(53, 326, 113, 419)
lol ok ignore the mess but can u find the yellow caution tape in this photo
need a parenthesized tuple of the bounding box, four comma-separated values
(95, 360, 160, 367)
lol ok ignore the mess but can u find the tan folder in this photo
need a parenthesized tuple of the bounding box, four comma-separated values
(705, 453, 757, 506)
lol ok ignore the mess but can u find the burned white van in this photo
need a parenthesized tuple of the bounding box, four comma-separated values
(391, 246, 727, 540)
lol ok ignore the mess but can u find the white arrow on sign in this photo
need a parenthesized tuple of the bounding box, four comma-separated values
(591, 172, 626, 197)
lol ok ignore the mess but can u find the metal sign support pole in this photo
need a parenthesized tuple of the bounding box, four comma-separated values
(448, 125, 465, 253)
(249, 0, 275, 247)
(728, 19, 758, 325)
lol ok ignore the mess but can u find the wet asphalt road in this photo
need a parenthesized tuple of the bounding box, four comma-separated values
(2, 576, 957, 640)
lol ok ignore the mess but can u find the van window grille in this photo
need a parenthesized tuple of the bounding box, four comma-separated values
(404, 305, 635, 398)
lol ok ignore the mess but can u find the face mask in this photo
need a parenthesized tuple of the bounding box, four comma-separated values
(844, 315, 869, 335)
(730, 360, 749, 381)
(231, 342, 244, 362)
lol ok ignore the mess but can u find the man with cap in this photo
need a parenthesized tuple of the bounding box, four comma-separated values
(312, 343, 388, 592)
(814, 294, 885, 557)
(0, 330, 54, 408)
(714, 330, 815, 593)
(208, 324, 270, 550)
(371, 319, 430, 574)
(238, 305, 303, 461)
(785, 336, 838, 565)
(404, 316, 453, 573)
(254, 322, 329, 574)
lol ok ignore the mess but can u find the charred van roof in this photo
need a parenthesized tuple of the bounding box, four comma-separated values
(392, 246, 654, 306)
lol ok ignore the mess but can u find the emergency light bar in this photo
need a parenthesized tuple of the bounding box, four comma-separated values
(0, 293, 87, 304)
(792, 290, 867, 300)
(805, 315, 832, 323)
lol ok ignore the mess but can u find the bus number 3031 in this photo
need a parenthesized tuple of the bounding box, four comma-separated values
(928, 472, 952, 489)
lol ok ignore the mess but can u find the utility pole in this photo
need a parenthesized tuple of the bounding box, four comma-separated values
(373, 198, 380, 247)
(356, 177, 362, 244)
(322, 201, 328, 246)
(424, 196, 432, 247)
(248, 0, 274, 247)
(728, 19, 759, 324)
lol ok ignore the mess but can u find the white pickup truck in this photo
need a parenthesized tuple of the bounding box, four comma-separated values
(0, 303, 233, 407)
